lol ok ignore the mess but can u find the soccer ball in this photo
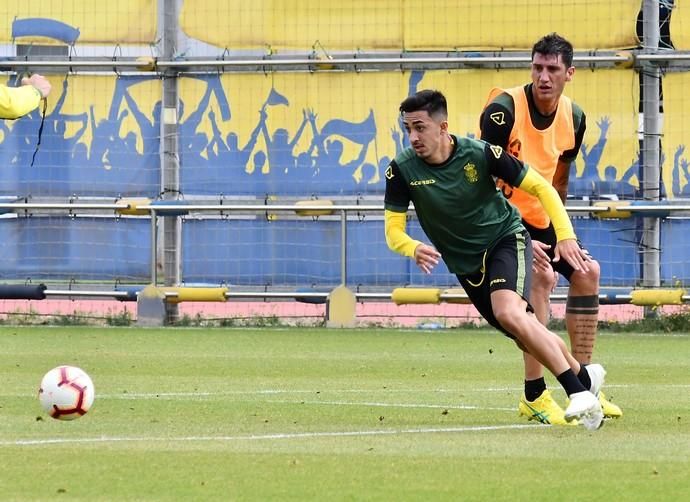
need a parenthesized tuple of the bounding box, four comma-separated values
(38, 365, 95, 420)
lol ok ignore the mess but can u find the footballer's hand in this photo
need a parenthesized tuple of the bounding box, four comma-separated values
(532, 239, 552, 273)
(553, 238, 591, 273)
(414, 243, 441, 274)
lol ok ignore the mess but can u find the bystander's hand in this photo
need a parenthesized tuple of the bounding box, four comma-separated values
(22, 74, 51, 98)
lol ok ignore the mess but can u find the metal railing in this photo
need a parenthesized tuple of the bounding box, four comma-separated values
(3, 199, 690, 301)
(5, 51, 690, 74)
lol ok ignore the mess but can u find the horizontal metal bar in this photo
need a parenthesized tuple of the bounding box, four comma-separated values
(142, 203, 595, 212)
(0, 202, 599, 213)
(142, 204, 382, 211)
(564, 206, 608, 213)
(222, 291, 640, 302)
(139, 203, 690, 213)
(636, 53, 690, 62)
(561, 204, 690, 213)
(0, 53, 630, 71)
(44, 289, 179, 298)
(4, 60, 153, 68)
(157, 54, 630, 69)
(13, 52, 690, 72)
(0, 203, 129, 210)
(362, 293, 690, 303)
(4, 202, 690, 215)
(225, 291, 327, 299)
(40, 288, 689, 304)
(45, 289, 132, 298)
(611, 204, 690, 211)
(355, 292, 397, 300)
(3, 202, 690, 216)
(436, 293, 635, 302)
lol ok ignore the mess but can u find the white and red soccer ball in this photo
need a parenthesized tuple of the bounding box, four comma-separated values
(38, 365, 95, 420)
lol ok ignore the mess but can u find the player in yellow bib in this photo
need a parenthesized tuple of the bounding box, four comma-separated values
(480, 33, 622, 425)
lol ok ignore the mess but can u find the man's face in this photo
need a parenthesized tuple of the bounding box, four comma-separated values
(401, 110, 447, 162)
(530, 52, 574, 102)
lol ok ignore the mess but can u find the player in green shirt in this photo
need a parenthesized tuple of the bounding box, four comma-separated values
(384, 89, 604, 430)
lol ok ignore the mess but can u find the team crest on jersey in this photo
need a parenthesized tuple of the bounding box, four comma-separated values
(464, 163, 479, 183)
(490, 111, 505, 125)
(489, 145, 503, 159)
(385, 165, 394, 180)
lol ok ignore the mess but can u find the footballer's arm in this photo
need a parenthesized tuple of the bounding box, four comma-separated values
(479, 101, 514, 149)
(484, 144, 589, 272)
(383, 161, 439, 274)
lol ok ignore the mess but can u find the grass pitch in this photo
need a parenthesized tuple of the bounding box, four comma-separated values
(1, 326, 689, 501)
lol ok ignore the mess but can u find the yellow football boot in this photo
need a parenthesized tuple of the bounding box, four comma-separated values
(599, 390, 622, 418)
(519, 389, 577, 426)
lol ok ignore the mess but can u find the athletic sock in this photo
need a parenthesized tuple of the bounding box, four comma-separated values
(577, 365, 592, 390)
(556, 369, 587, 397)
(524, 377, 547, 402)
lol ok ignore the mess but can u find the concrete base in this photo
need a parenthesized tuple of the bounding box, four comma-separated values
(136, 285, 166, 327)
(326, 285, 356, 328)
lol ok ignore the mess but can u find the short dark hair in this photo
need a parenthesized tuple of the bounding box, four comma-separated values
(532, 33, 574, 68)
(399, 89, 448, 119)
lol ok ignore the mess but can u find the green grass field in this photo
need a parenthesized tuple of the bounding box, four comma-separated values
(1, 326, 689, 501)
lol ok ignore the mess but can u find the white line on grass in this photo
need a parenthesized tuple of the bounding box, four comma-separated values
(265, 399, 515, 412)
(1, 423, 539, 447)
(94, 383, 690, 399)
(3, 389, 494, 399)
(96, 393, 517, 412)
(6, 382, 687, 400)
(80, 389, 524, 399)
(97, 390, 522, 399)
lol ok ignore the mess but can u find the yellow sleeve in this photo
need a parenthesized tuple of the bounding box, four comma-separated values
(0, 84, 42, 119)
(384, 209, 423, 258)
(517, 167, 576, 241)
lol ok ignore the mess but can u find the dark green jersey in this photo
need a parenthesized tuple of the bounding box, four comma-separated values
(384, 136, 528, 276)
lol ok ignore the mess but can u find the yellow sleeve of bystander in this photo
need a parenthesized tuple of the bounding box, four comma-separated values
(0, 84, 42, 120)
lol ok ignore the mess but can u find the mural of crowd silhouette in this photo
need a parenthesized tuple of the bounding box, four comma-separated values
(1, 71, 688, 199)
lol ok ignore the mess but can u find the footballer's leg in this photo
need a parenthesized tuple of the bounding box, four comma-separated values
(519, 264, 573, 425)
(567, 260, 622, 418)
(484, 231, 602, 429)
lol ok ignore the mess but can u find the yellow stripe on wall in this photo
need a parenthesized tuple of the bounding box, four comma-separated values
(662, 73, 690, 198)
(670, 1, 690, 50)
(403, 0, 640, 50)
(179, 0, 638, 51)
(180, 0, 403, 51)
(0, 0, 157, 44)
